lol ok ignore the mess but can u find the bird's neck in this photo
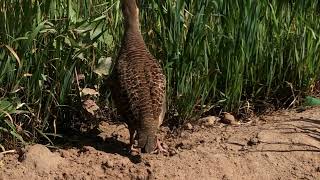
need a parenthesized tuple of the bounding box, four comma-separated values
(125, 19, 140, 34)
(124, 22, 144, 44)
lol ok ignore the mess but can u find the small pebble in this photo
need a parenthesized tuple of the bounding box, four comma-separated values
(168, 149, 177, 156)
(185, 123, 193, 130)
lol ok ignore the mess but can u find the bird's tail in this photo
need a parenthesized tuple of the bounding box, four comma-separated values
(138, 119, 157, 153)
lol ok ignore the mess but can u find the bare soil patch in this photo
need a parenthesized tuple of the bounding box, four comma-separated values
(1, 107, 320, 180)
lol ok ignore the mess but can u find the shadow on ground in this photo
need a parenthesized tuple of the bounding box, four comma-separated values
(52, 126, 142, 163)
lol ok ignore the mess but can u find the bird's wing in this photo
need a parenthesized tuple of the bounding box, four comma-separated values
(117, 48, 155, 123)
(113, 51, 135, 124)
(145, 52, 166, 126)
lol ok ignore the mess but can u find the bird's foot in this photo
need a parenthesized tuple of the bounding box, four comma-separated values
(152, 138, 168, 155)
(130, 144, 141, 156)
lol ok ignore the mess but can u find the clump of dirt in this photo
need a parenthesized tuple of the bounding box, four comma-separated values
(22, 144, 64, 173)
(1, 144, 65, 179)
(1, 107, 320, 179)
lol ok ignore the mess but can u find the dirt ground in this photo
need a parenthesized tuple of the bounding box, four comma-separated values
(1, 107, 320, 180)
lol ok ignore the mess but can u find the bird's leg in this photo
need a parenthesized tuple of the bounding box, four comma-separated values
(129, 128, 135, 145)
(130, 145, 140, 155)
(129, 129, 140, 155)
(152, 137, 168, 154)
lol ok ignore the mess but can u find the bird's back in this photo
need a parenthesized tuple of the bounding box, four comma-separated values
(111, 27, 166, 152)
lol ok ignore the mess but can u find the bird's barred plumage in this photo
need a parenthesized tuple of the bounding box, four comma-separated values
(110, 0, 166, 153)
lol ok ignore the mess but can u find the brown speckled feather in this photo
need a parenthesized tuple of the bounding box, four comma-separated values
(110, 0, 166, 153)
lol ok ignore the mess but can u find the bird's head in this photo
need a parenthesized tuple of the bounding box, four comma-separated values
(121, 0, 140, 28)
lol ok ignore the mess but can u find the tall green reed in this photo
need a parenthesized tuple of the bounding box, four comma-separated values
(0, 0, 319, 148)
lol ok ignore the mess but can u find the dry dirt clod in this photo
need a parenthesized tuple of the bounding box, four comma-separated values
(82, 99, 99, 115)
(199, 116, 217, 127)
(82, 146, 96, 152)
(221, 112, 238, 125)
(185, 123, 193, 130)
(102, 160, 114, 169)
(247, 137, 259, 146)
(21, 144, 65, 173)
(168, 148, 177, 156)
(59, 149, 71, 158)
(175, 141, 193, 150)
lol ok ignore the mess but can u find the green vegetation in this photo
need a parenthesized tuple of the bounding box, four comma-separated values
(0, 0, 319, 149)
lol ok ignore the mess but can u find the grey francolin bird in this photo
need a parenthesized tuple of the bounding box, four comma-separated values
(110, 0, 167, 153)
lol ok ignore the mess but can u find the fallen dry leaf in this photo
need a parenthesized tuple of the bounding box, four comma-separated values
(81, 88, 99, 96)
(94, 57, 112, 76)
(82, 99, 99, 115)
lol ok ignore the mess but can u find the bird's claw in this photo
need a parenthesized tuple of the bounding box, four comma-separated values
(152, 138, 168, 155)
(130, 144, 141, 156)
